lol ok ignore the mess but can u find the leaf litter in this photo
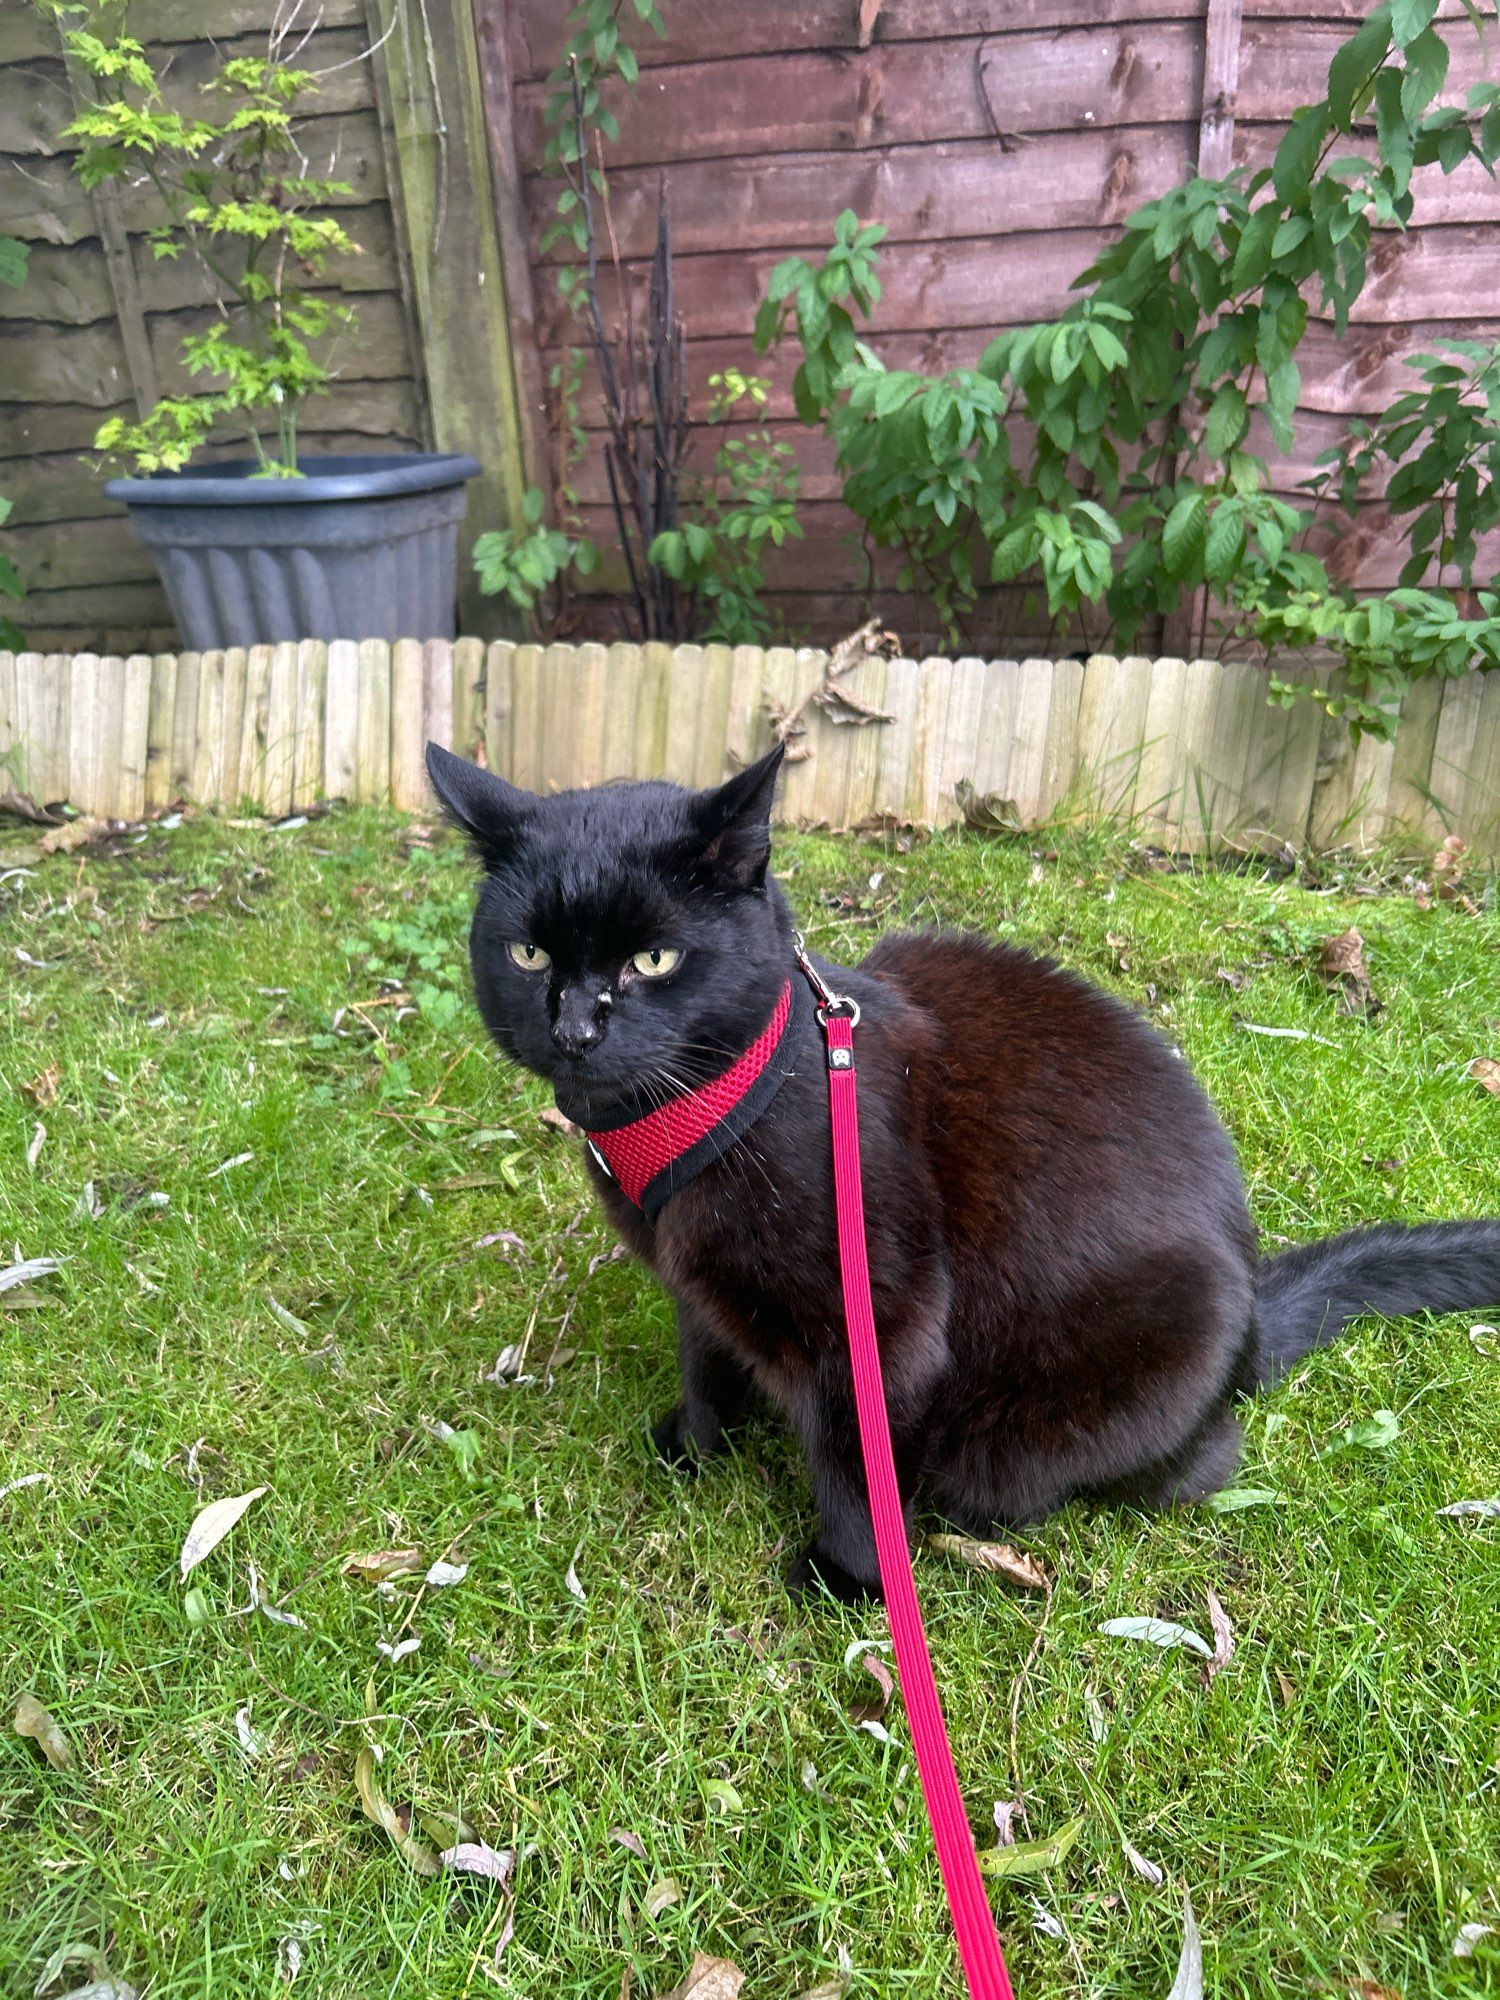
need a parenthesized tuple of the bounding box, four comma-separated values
(927, 1533, 1050, 1588)
(14, 1693, 75, 1771)
(1165, 1890, 1203, 2000)
(659, 1955, 744, 2000)
(180, 1486, 267, 1579)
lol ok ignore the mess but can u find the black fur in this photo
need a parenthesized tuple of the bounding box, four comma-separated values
(427, 740, 1500, 1602)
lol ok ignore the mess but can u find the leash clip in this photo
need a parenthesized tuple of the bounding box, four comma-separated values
(792, 930, 862, 1029)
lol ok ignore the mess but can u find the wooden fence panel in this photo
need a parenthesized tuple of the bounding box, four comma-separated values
(0, 642, 1495, 857)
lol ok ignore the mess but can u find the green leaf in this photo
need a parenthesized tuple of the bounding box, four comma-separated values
(1203, 384, 1248, 459)
(0, 235, 28, 289)
(1205, 1487, 1285, 1513)
(1162, 490, 1208, 579)
(1272, 108, 1330, 204)
(1399, 26, 1450, 121)
(1271, 215, 1311, 259)
(1391, 0, 1438, 45)
(1327, 4, 1393, 128)
(1203, 502, 1245, 580)
(977, 1814, 1086, 1880)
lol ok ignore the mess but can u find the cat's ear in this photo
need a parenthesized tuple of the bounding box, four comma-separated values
(691, 742, 784, 889)
(425, 742, 530, 863)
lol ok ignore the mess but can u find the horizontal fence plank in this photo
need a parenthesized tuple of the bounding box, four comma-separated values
(0, 643, 1494, 858)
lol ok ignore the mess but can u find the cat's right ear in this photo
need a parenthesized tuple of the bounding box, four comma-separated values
(425, 742, 529, 864)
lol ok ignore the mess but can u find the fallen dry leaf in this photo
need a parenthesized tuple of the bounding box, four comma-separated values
(858, 1649, 894, 1713)
(22, 1063, 59, 1106)
(180, 1486, 268, 1579)
(928, 1532, 1050, 1589)
(610, 1826, 647, 1859)
(1202, 1587, 1235, 1685)
(341, 1548, 423, 1584)
(439, 1840, 515, 1884)
(1468, 1057, 1500, 1097)
(1123, 1838, 1164, 1885)
(659, 1955, 744, 2000)
(538, 1106, 581, 1137)
(1454, 1923, 1495, 1957)
(39, 815, 107, 855)
(1099, 1616, 1212, 1658)
(353, 1748, 440, 1875)
(1166, 1889, 1203, 2000)
(14, 1692, 75, 1771)
(31, 1943, 137, 2000)
(1318, 928, 1380, 1017)
(1346, 1981, 1401, 2000)
(643, 1878, 681, 1919)
(794, 1984, 848, 2000)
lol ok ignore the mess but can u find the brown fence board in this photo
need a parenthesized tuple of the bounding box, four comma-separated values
(6, 641, 1491, 853)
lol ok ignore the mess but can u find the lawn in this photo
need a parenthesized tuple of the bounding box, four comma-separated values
(2, 804, 1498, 2000)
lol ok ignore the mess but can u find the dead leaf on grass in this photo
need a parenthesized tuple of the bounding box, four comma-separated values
(856, 1650, 894, 1715)
(643, 1877, 682, 1918)
(39, 816, 107, 855)
(341, 1549, 423, 1584)
(659, 1955, 745, 2000)
(1165, 1889, 1203, 2000)
(928, 1533, 1049, 1590)
(1453, 1923, 1495, 1957)
(14, 1692, 75, 1771)
(1468, 1058, 1500, 1097)
(1318, 928, 1381, 1017)
(1123, 1839, 1164, 1885)
(1438, 1496, 1500, 1517)
(1, 1256, 63, 1294)
(538, 1106, 581, 1137)
(23, 1064, 59, 1106)
(31, 1943, 137, 2000)
(610, 1826, 647, 1859)
(353, 1748, 440, 1876)
(1099, 1616, 1212, 1659)
(1346, 1981, 1401, 2000)
(1202, 1587, 1234, 1684)
(439, 1841, 515, 1884)
(180, 1487, 267, 1579)
(794, 1983, 848, 2000)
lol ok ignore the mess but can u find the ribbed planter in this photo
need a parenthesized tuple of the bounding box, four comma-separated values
(105, 452, 481, 650)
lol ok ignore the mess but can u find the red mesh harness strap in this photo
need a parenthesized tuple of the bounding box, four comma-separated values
(584, 979, 796, 1215)
(807, 968, 1015, 2000)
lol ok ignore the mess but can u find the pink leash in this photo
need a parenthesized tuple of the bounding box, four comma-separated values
(798, 942, 1015, 2000)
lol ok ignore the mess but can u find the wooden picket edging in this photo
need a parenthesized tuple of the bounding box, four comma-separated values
(1, 640, 1496, 858)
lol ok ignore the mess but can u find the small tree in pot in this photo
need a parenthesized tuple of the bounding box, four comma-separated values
(64, 27, 477, 648)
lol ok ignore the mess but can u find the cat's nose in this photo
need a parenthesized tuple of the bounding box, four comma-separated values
(551, 984, 610, 1058)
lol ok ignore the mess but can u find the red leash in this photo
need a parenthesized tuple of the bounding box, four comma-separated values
(797, 941, 1015, 2000)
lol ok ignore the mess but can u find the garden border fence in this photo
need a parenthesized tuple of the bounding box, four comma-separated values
(1, 642, 1496, 858)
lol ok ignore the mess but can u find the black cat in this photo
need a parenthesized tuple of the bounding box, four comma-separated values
(427, 739, 1500, 1604)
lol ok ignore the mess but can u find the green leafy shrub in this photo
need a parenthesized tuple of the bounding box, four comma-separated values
(62, 33, 359, 474)
(649, 372, 802, 644)
(756, 3, 1500, 732)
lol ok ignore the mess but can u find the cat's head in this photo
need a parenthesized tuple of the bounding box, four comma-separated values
(426, 742, 792, 1124)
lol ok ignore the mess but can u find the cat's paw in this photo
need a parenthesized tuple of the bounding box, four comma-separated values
(786, 1542, 882, 1607)
(650, 1404, 702, 1476)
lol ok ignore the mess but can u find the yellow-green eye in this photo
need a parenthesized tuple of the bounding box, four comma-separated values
(507, 941, 551, 973)
(631, 946, 681, 979)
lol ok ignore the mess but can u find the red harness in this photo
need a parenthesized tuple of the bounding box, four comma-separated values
(584, 945, 1014, 1997)
(584, 977, 801, 1217)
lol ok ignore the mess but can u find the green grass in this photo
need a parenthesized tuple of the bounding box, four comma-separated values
(2, 807, 1498, 2000)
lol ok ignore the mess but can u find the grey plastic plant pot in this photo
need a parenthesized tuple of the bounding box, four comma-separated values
(104, 452, 482, 650)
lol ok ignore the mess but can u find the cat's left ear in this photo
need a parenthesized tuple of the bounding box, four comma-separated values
(691, 742, 784, 889)
(425, 742, 531, 864)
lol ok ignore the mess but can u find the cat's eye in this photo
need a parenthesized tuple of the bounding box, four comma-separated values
(631, 946, 681, 979)
(507, 941, 551, 973)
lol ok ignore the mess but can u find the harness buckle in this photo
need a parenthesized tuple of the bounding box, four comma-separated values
(792, 930, 862, 1029)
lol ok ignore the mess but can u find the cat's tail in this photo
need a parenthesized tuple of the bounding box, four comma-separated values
(1252, 1219, 1500, 1385)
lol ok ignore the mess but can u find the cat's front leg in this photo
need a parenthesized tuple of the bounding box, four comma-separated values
(652, 1302, 757, 1475)
(785, 1359, 929, 1606)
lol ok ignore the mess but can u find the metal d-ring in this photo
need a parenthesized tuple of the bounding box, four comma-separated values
(793, 930, 861, 1029)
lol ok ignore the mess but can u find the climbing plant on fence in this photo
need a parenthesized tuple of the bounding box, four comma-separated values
(756, 1, 1500, 735)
